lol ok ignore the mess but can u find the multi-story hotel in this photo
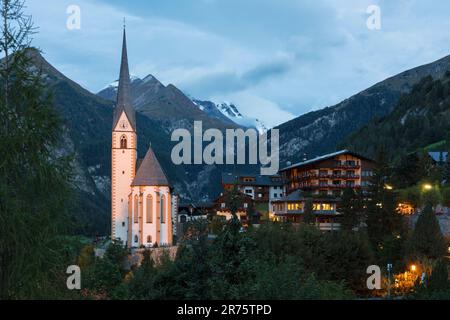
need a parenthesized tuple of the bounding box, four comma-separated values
(271, 150, 376, 229)
(280, 150, 376, 197)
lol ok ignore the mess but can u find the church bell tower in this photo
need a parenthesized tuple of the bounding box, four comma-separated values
(111, 27, 137, 244)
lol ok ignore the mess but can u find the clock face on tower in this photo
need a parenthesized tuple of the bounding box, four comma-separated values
(120, 120, 128, 130)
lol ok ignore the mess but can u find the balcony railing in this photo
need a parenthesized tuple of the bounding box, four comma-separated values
(301, 183, 361, 189)
(289, 174, 360, 181)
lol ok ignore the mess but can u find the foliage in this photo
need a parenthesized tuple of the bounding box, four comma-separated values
(408, 203, 447, 260)
(302, 198, 315, 225)
(0, 1, 74, 299)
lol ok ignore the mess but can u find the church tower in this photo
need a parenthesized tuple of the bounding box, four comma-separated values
(111, 27, 137, 244)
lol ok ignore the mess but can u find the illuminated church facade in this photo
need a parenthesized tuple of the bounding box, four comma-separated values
(111, 28, 173, 248)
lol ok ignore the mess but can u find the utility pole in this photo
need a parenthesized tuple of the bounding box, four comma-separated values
(387, 263, 393, 299)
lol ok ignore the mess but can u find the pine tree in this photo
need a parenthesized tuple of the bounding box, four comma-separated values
(366, 148, 405, 254)
(429, 259, 449, 292)
(0, 0, 73, 298)
(409, 203, 447, 260)
(444, 151, 450, 184)
(340, 188, 358, 231)
(302, 198, 315, 225)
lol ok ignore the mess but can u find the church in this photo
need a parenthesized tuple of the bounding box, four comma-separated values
(111, 28, 173, 248)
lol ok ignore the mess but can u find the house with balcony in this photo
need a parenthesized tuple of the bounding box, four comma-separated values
(270, 190, 341, 231)
(279, 149, 376, 197)
(222, 172, 284, 202)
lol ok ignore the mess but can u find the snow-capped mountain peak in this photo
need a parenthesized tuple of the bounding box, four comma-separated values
(191, 99, 268, 134)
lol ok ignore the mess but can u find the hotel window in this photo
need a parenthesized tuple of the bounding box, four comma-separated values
(322, 203, 332, 211)
(332, 180, 341, 186)
(134, 235, 138, 243)
(319, 180, 328, 186)
(243, 203, 248, 208)
(333, 170, 341, 176)
(161, 194, 166, 223)
(134, 195, 139, 224)
(258, 193, 262, 198)
(346, 181, 355, 187)
(347, 170, 355, 177)
(274, 193, 278, 198)
(146, 195, 153, 224)
(319, 170, 328, 177)
(221, 203, 226, 208)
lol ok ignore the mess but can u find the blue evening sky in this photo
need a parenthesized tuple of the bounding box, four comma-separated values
(26, 0, 450, 127)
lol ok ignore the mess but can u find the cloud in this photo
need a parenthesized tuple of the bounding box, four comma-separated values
(26, 0, 450, 127)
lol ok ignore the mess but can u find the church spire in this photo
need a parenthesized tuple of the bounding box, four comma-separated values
(113, 25, 136, 131)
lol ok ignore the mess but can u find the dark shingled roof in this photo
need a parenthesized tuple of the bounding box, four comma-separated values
(221, 172, 283, 186)
(113, 28, 136, 131)
(280, 149, 374, 172)
(131, 148, 170, 186)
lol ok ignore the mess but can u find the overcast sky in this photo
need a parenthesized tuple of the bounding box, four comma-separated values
(27, 0, 450, 128)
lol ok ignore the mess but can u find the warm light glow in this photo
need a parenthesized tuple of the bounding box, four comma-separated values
(385, 184, 393, 190)
(423, 184, 433, 191)
(410, 265, 417, 272)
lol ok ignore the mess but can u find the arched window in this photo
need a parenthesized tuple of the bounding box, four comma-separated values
(134, 195, 139, 224)
(160, 194, 166, 223)
(146, 194, 153, 224)
(120, 135, 127, 149)
(147, 235, 152, 243)
(134, 235, 138, 243)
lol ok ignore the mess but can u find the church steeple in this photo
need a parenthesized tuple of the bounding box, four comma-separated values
(113, 26, 136, 131)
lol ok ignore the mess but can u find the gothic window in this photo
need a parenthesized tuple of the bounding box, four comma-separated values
(146, 194, 153, 224)
(120, 135, 127, 149)
(134, 235, 138, 243)
(147, 235, 152, 243)
(160, 194, 166, 223)
(134, 195, 139, 224)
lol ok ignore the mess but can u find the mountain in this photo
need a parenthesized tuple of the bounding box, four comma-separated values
(344, 71, 450, 159)
(275, 55, 450, 167)
(192, 99, 268, 133)
(98, 75, 239, 132)
(29, 50, 238, 235)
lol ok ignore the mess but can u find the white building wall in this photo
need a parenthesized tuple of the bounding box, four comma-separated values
(111, 112, 136, 244)
(130, 186, 172, 248)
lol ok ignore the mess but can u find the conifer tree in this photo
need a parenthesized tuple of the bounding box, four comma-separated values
(408, 203, 447, 260)
(340, 188, 358, 231)
(0, 0, 72, 299)
(302, 198, 315, 225)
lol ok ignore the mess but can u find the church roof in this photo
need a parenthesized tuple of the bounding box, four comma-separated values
(131, 147, 170, 187)
(113, 28, 136, 131)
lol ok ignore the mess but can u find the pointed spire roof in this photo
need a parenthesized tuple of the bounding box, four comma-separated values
(113, 27, 136, 131)
(131, 147, 170, 186)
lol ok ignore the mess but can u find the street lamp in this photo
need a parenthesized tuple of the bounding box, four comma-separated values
(423, 184, 433, 191)
(385, 184, 393, 190)
(410, 264, 417, 272)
